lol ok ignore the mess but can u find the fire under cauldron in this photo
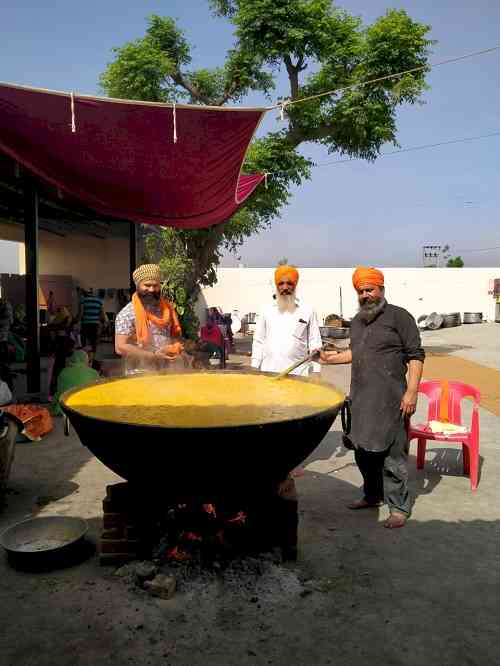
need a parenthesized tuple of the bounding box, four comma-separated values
(60, 371, 343, 501)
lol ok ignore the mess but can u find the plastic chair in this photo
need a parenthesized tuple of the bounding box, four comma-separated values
(408, 380, 481, 491)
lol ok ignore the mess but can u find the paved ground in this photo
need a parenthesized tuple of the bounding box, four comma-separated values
(1, 323, 499, 666)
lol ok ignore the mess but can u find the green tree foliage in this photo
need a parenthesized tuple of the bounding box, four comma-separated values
(447, 256, 464, 268)
(101, 3, 432, 335)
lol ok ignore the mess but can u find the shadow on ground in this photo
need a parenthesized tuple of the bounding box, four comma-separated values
(424, 344, 474, 355)
(0, 418, 94, 527)
(0, 413, 498, 666)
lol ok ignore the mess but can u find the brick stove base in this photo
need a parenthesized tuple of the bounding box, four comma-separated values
(100, 480, 299, 566)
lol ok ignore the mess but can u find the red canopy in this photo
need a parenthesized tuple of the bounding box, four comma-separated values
(0, 83, 266, 228)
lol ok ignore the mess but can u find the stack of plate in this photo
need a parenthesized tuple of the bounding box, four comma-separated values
(417, 313, 443, 330)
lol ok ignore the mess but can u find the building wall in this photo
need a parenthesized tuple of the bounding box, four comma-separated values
(200, 267, 500, 323)
(0, 222, 129, 290)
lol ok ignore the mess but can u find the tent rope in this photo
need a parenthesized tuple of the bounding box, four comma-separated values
(70, 92, 76, 133)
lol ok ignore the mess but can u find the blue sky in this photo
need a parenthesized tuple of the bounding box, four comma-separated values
(1, 0, 499, 267)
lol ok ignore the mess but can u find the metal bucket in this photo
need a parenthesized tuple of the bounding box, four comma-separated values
(463, 312, 482, 324)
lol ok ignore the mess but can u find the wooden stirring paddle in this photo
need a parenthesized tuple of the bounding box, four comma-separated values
(274, 349, 322, 380)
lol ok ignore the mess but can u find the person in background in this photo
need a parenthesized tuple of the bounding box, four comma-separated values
(251, 264, 322, 376)
(320, 266, 425, 529)
(79, 288, 105, 360)
(115, 264, 185, 372)
(12, 304, 27, 337)
(48, 306, 73, 396)
(224, 313, 234, 351)
(51, 350, 100, 416)
(0, 297, 14, 391)
(47, 290, 57, 318)
(199, 316, 224, 362)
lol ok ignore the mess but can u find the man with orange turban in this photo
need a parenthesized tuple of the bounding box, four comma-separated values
(251, 264, 322, 376)
(321, 266, 425, 528)
(115, 264, 185, 372)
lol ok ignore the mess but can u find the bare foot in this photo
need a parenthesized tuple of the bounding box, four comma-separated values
(384, 511, 407, 528)
(347, 499, 383, 510)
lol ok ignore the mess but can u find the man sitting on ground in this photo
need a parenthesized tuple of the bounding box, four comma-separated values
(51, 350, 100, 416)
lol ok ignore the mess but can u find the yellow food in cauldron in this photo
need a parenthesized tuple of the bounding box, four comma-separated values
(64, 373, 343, 428)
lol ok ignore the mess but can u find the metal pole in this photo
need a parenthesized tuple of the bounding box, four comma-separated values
(129, 222, 137, 294)
(339, 286, 343, 318)
(24, 178, 40, 394)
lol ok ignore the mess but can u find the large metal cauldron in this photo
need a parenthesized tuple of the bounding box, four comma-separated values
(60, 371, 343, 500)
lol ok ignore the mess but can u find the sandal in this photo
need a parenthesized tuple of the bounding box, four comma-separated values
(384, 511, 407, 529)
(347, 499, 383, 510)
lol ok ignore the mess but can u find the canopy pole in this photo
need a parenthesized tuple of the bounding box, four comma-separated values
(129, 222, 137, 294)
(23, 177, 41, 394)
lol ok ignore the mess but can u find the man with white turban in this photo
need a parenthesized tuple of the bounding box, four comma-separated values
(115, 264, 184, 372)
(251, 265, 322, 376)
(321, 267, 425, 528)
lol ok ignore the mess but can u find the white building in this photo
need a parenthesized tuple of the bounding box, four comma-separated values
(200, 267, 500, 324)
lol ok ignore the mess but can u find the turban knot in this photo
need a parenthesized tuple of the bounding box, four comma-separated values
(133, 264, 161, 285)
(352, 266, 384, 291)
(274, 265, 299, 287)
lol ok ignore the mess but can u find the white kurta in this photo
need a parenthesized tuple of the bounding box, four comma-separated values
(251, 301, 323, 376)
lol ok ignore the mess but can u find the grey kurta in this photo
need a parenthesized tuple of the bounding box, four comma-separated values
(349, 302, 425, 452)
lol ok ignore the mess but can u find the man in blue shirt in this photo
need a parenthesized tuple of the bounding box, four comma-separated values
(79, 289, 104, 356)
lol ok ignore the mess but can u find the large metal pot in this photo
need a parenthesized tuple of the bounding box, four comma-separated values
(60, 371, 343, 499)
(463, 312, 482, 324)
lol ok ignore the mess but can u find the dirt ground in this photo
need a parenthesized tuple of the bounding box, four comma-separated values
(1, 324, 500, 666)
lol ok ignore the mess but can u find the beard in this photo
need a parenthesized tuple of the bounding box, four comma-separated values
(277, 292, 296, 313)
(139, 291, 161, 306)
(358, 297, 386, 323)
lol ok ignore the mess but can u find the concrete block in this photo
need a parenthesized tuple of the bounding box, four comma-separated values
(144, 574, 176, 600)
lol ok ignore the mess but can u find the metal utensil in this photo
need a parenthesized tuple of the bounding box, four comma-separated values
(0, 516, 89, 568)
(274, 350, 320, 380)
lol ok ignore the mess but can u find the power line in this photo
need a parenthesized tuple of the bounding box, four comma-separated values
(315, 131, 500, 167)
(455, 245, 500, 253)
(272, 44, 500, 112)
(266, 130, 500, 177)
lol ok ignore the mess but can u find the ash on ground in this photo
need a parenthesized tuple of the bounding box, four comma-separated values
(114, 552, 305, 605)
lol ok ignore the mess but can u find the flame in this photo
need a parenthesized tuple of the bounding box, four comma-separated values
(167, 546, 192, 562)
(227, 511, 246, 525)
(182, 531, 202, 542)
(202, 503, 217, 518)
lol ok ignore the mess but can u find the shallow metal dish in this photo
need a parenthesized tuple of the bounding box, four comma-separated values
(0, 516, 88, 556)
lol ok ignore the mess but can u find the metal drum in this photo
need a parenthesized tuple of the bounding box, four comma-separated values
(441, 312, 462, 328)
(463, 312, 482, 324)
(320, 326, 350, 340)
